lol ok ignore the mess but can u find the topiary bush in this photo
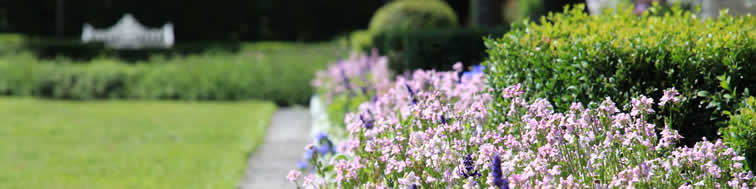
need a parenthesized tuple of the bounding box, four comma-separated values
(485, 4, 756, 146)
(721, 96, 756, 171)
(368, 0, 458, 33)
(373, 27, 508, 72)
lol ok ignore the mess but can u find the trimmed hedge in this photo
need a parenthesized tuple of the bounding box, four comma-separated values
(0, 42, 343, 106)
(20, 37, 241, 61)
(373, 27, 508, 72)
(485, 5, 756, 146)
(368, 0, 458, 33)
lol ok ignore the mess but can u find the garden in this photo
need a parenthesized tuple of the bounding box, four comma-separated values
(1, 0, 755, 188)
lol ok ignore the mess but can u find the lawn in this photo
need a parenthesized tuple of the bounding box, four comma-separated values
(0, 98, 277, 189)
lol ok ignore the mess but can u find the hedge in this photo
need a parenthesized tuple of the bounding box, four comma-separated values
(373, 27, 508, 72)
(485, 4, 756, 146)
(0, 42, 343, 106)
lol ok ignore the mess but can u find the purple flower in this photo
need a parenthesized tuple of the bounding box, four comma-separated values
(462, 64, 485, 80)
(491, 153, 508, 189)
(458, 154, 480, 178)
(287, 170, 301, 183)
(405, 84, 418, 105)
(315, 132, 329, 142)
(658, 87, 680, 107)
(297, 160, 309, 169)
(359, 114, 374, 129)
(304, 148, 314, 160)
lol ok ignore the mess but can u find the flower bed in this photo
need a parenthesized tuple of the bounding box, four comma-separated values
(290, 54, 754, 188)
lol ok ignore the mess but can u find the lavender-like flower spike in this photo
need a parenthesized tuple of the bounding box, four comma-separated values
(405, 84, 417, 105)
(458, 154, 480, 178)
(491, 153, 508, 189)
(440, 114, 447, 125)
(359, 114, 374, 130)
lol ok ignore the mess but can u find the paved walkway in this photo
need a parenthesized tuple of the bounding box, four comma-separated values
(239, 107, 311, 189)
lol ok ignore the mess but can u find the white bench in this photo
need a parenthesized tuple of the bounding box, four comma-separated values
(81, 14, 174, 49)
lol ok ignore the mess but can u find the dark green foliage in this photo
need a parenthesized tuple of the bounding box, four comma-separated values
(6, 0, 384, 41)
(373, 27, 508, 72)
(368, 0, 458, 33)
(20, 37, 241, 61)
(485, 5, 756, 146)
(0, 42, 344, 106)
(721, 97, 756, 171)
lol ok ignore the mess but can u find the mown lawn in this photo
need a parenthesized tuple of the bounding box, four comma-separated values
(0, 98, 276, 188)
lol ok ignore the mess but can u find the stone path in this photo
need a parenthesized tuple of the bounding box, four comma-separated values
(239, 107, 311, 189)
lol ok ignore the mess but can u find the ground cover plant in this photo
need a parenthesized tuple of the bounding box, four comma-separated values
(485, 4, 756, 146)
(0, 98, 276, 189)
(0, 42, 344, 106)
(290, 56, 754, 188)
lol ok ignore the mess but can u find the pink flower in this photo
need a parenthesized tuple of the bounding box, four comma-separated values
(287, 169, 301, 183)
(658, 87, 681, 107)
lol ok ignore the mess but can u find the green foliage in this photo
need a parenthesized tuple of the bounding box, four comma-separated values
(0, 42, 344, 106)
(0, 98, 276, 189)
(0, 33, 24, 55)
(721, 97, 756, 171)
(349, 30, 375, 53)
(373, 27, 508, 72)
(368, 0, 458, 33)
(485, 4, 756, 145)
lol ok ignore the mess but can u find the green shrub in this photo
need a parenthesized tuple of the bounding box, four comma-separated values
(0, 33, 24, 55)
(485, 4, 756, 145)
(721, 97, 756, 171)
(368, 0, 458, 33)
(349, 30, 375, 53)
(373, 27, 508, 72)
(0, 42, 343, 106)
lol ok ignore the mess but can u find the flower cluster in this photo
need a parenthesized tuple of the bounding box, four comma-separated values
(311, 49, 391, 104)
(291, 59, 753, 188)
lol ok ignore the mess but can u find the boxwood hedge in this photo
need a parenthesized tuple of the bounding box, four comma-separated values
(485, 4, 756, 145)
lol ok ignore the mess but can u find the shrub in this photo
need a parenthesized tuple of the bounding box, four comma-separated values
(0, 33, 24, 55)
(485, 4, 756, 146)
(373, 27, 508, 72)
(348, 30, 375, 53)
(368, 0, 458, 33)
(722, 96, 756, 171)
(289, 59, 754, 188)
(0, 42, 343, 105)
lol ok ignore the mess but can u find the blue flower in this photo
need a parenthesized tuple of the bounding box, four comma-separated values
(315, 132, 329, 142)
(304, 148, 314, 160)
(405, 84, 418, 105)
(359, 114, 374, 129)
(317, 143, 332, 155)
(461, 64, 485, 82)
(491, 153, 508, 189)
(297, 160, 309, 169)
(458, 154, 480, 178)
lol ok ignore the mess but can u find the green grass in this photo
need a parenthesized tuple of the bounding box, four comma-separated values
(0, 98, 277, 189)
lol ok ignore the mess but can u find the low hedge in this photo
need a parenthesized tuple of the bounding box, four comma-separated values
(21, 38, 241, 61)
(485, 5, 756, 146)
(0, 42, 342, 106)
(373, 27, 508, 72)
